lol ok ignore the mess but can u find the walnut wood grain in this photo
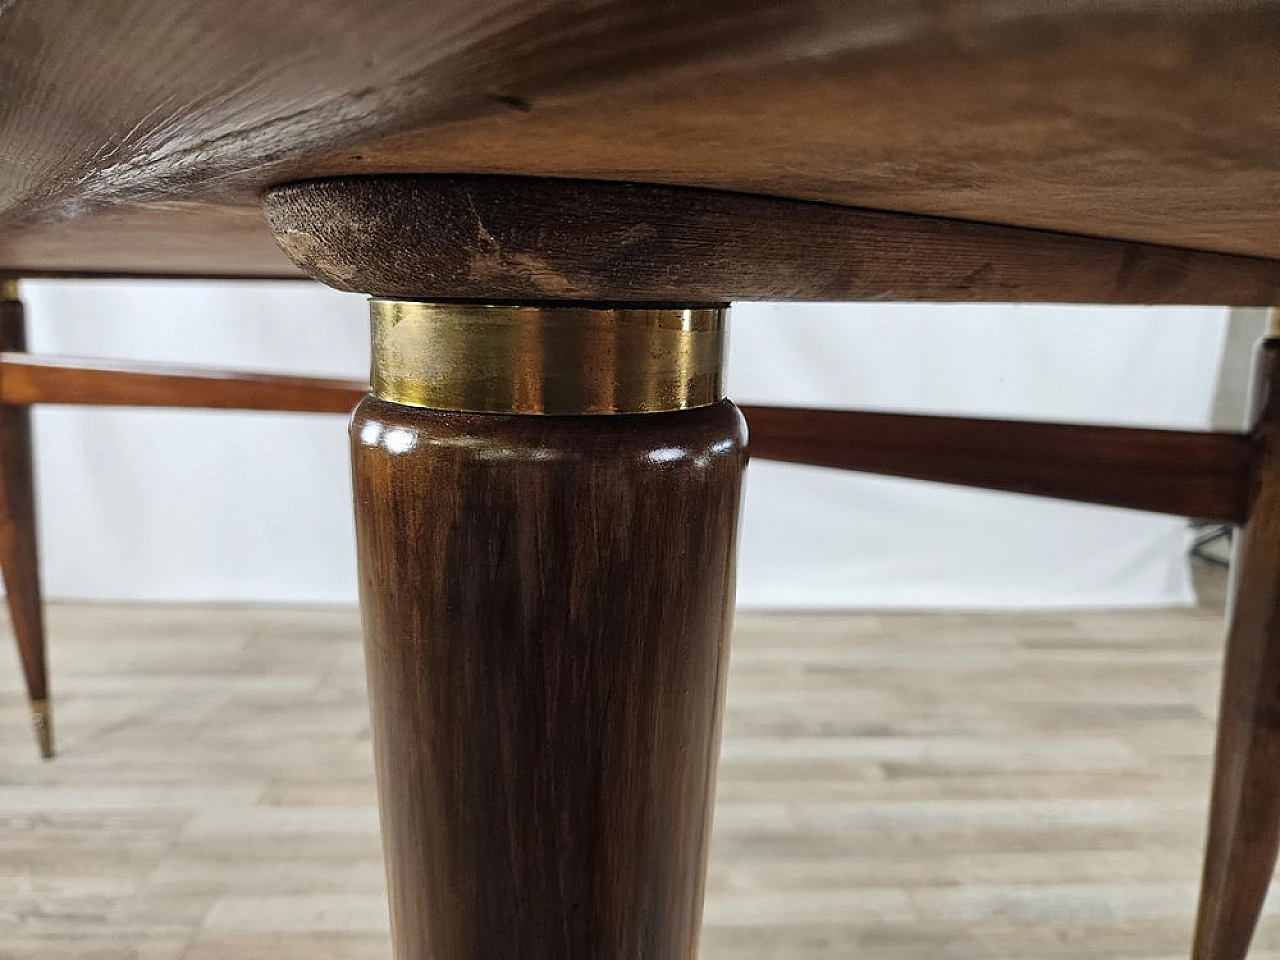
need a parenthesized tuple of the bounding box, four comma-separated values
(351, 398, 745, 959)
(264, 176, 1280, 305)
(0, 205, 306, 280)
(0, 355, 366, 412)
(740, 405, 1254, 522)
(1192, 338, 1280, 960)
(1, 2, 1278, 279)
(0, 295, 51, 757)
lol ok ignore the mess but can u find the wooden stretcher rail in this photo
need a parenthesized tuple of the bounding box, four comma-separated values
(0, 353, 367, 413)
(0, 356, 1252, 522)
(741, 404, 1254, 523)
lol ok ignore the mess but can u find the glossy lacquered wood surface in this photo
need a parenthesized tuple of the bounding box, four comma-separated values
(0, 296, 49, 756)
(1192, 338, 1280, 960)
(1, 2, 1278, 280)
(0, 354, 366, 412)
(265, 177, 1280, 306)
(351, 399, 746, 959)
(741, 405, 1254, 522)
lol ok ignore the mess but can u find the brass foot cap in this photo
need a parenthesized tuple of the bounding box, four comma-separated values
(31, 699, 53, 760)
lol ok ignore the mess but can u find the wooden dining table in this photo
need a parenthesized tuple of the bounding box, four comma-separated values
(3, 3, 1279, 958)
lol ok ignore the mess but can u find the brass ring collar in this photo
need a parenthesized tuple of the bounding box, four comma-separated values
(369, 301, 727, 415)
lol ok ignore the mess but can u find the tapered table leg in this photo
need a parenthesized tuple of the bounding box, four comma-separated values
(0, 280, 50, 759)
(1193, 314, 1280, 960)
(351, 302, 744, 958)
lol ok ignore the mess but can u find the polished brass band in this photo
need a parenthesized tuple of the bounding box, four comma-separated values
(0, 279, 18, 302)
(369, 301, 727, 415)
(1268, 307, 1280, 339)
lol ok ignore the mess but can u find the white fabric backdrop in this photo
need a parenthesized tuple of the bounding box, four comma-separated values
(730, 303, 1225, 609)
(19, 281, 1227, 608)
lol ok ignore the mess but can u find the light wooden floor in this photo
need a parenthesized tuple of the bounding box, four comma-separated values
(3, 565, 1278, 959)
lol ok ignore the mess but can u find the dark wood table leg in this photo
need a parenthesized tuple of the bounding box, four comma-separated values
(349, 301, 743, 958)
(265, 175, 1280, 959)
(1193, 317, 1280, 960)
(0, 280, 50, 759)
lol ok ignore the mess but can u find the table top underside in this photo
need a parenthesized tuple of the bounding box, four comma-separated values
(1, 1, 1277, 294)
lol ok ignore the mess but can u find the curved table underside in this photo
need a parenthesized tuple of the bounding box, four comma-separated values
(1, 0, 1278, 297)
